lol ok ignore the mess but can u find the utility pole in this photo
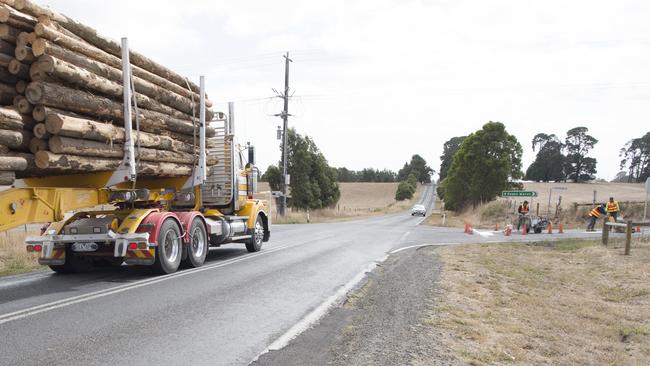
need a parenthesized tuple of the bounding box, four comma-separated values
(278, 52, 292, 216)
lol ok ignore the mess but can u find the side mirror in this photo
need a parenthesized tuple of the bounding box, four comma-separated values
(248, 145, 256, 166)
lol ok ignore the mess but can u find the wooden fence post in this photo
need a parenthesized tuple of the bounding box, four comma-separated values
(625, 220, 633, 255)
(602, 220, 609, 245)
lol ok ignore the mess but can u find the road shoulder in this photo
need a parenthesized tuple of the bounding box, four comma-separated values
(254, 245, 460, 366)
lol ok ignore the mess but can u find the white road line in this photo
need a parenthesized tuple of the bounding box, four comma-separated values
(389, 242, 461, 254)
(399, 231, 411, 242)
(0, 245, 290, 325)
(255, 256, 387, 361)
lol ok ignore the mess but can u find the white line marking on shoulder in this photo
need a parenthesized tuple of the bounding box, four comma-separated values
(255, 256, 388, 360)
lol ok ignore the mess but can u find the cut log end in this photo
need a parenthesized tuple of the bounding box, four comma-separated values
(15, 80, 26, 94)
(0, 8, 10, 23)
(32, 104, 45, 121)
(17, 96, 33, 114)
(31, 37, 45, 56)
(44, 113, 63, 134)
(25, 81, 43, 103)
(33, 123, 48, 139)
(15, 45, 35, 62)
(28, 136, 47, 154)
(14, 0, 27, 10)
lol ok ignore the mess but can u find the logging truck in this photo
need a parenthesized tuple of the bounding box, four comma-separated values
(0, 74, 271, 274)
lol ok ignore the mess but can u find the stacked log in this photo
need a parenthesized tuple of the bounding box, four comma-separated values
(0, 0, 216, 185)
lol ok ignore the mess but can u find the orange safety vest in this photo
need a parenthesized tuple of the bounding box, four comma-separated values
(606, 201, 619, 213)
(520, 205, 529, 214)
(589, 208, 601, 218)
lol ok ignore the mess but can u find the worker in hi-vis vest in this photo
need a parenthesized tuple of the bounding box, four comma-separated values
(517, 200, 530, 231)
(587, 203, 606, 232)
(606, 197, 620, 222)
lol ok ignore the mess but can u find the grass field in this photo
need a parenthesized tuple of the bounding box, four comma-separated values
(522, 182, 646, 208)
(428, 238, 650, 365)
(0, 231, 41, 276)
(256, 182, 424, 224)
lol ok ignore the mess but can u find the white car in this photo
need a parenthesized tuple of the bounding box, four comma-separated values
(411, 204, 426, 216)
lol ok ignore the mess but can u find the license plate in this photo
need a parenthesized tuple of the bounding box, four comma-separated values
(72, 242, 99, 252)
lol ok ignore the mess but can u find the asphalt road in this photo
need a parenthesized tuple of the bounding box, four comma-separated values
(0, 184, 608, 366)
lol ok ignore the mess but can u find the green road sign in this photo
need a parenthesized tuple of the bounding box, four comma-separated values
(501, 191, 538, 197)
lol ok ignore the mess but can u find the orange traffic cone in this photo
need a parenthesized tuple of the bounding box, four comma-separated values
(522, 224, 527, 236)
(548, 222, 553, 234)
(495, 223, 499, 231)
(464, 223, 469, 234)
(559, 223, 564, 234)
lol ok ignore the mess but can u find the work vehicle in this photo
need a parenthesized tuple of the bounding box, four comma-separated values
(517, 214, 549, 234)
(411, 204, 426, 216)
(0, 75, 270, 275)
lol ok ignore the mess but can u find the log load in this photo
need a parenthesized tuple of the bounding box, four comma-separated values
(49, 136, 217, 166)
(25, 81, 214, 137)
(0, 1, 220, 181)
(35, 150, 195, 177)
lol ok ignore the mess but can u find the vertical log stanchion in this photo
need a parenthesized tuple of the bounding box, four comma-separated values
(602, 220, 609, 246)
(625, 220, 632, 256)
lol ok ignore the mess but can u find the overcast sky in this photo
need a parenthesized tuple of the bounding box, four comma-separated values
(42, 0, 650, 180)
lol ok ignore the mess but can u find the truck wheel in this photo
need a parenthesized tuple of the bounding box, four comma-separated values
(183, 218, 208, 268)
(246, 216, 264, 253)
(152, 219, 182, 274)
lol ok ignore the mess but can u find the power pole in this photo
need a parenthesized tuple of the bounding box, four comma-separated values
(278, 52, 292, 216)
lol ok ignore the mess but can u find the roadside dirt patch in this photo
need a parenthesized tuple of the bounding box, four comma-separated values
(255, 246, 459, 366)
(427, 239, 650, 365)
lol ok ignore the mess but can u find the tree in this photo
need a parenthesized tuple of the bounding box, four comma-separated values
(440, 122, 522, 211)
(564, 127, 598, 182)
(334, 167, 396, 182)
(525, 133, 566, 182)
(261, 165, 282, 191)
(282, 128, 340, 210)
(619, 132, 650, 183)
(439, 136, 466, 182)
(397, 154, 433, 183)
(611, 171, 631, 183)
(395, 181, 416, 201)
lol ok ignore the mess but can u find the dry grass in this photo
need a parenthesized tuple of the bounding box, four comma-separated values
(523, 182, 645, 208)
(0, 231, 42, 276)
(256, 182, 425, 224)
(427, 238, 650, 365)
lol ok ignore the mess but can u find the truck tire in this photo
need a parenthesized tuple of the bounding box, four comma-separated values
(245, 216, 264, 253)
(183, 218, 208, 268)
(152, 218, 183, 274)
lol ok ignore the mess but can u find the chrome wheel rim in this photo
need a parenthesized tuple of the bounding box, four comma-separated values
(162, 228, 179, 263)
(254, 221, 264, 245)
(191, 226, 205, 258)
